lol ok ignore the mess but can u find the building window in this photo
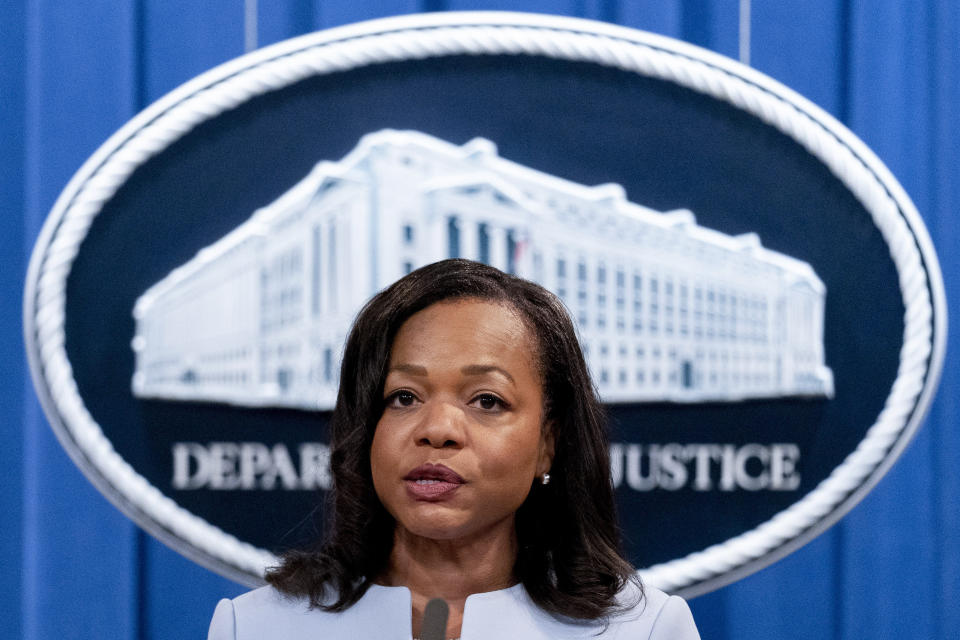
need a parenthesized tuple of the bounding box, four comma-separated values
(328, 222, 337, 312)
(447, 216, 460, 258)
(478, 223, 490, 264)
(682, 361, 693, 388)
(557, 257, 567, 300)
(616, 269, 625, 308)
(633, 272, 642, 331)
(597, 263, 607, 307)
(649, 275, 659, 334)
(403, 261, 414, 274)
(324, 348, 333, 383)
(506, 229, 517, 274)
(679, 283, 689, 334)
(577, 260, 587, 317)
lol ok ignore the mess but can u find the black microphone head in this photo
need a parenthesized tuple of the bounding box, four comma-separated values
(421, 598, 450, 640)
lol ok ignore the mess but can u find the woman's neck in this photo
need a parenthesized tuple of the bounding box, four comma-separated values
(381, 521, 519, 638)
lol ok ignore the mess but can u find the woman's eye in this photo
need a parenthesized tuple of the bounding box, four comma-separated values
(387, 390, 417, 407)
(473, 394, 505, 411)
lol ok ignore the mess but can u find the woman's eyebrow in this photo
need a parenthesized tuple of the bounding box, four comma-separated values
(389, 363, 428, 376)
(460, 364, 515, 385)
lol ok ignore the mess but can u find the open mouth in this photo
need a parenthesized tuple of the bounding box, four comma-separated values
(404, 463, 464, 500)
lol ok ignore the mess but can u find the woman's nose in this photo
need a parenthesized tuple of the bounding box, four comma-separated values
(415, 400, 464, 448)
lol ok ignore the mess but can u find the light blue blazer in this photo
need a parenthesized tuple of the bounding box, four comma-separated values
(208, 582, 700, 639)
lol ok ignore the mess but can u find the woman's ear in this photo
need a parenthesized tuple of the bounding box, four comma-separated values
(538, 421, 555, 476)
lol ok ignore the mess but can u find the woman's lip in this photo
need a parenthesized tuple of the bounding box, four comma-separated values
(405, 479, 462, 501)
(403, 463, 464, 502)
(403, 463, 465, 484)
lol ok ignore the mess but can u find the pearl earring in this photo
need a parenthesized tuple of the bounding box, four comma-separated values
(541, 472, 551, 485)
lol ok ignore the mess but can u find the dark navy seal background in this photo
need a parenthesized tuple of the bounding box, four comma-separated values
(63, 54, 901, 562)
(4, 2, 958, 640)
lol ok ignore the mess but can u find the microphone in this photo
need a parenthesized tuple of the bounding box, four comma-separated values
(420, 598, 449, 640)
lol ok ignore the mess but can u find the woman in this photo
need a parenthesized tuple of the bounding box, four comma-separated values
(208, 259, 700, 639)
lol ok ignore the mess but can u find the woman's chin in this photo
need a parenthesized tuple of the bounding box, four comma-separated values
(399, 519, 469, 542)
(396, 510, 515, 545)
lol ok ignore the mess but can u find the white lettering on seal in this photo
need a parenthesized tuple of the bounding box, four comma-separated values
(610, 442, 801, 492)
(171, 442, 332, 491)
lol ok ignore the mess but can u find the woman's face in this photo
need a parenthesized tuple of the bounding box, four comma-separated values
(370, 298, 554, 542)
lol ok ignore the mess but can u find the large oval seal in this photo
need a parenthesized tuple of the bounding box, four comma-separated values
(24, 12, 947, 594)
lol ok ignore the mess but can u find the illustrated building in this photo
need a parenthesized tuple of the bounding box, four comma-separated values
(131, 129, 834, 410)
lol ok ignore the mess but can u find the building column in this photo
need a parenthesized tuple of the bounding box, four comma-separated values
(489, 225, 507, 271)
(461, 215, 479, 262)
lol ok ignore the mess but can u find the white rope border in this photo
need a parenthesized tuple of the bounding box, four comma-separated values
(25, 13, 940, 591)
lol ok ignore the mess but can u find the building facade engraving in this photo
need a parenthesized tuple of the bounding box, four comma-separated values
(131, 129, 833, 410)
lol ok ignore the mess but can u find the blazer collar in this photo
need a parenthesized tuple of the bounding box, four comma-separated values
(360, 583, 604, 639)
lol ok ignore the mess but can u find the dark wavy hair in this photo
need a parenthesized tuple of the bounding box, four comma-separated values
(266, 258, 640, 620)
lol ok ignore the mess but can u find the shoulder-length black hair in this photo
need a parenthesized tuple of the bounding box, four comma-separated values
(267, 258, 640, 619)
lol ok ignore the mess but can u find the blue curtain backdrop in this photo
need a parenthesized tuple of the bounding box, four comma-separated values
(1, 1, 957, 638)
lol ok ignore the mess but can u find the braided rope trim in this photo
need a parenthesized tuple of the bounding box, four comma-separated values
(24, 12, 946, 591)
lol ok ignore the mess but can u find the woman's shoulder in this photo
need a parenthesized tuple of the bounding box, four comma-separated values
(207, 586, 307, 640)
(459, 581, 700, 639)
(613, 584, 700, 639)
(207, 584, 413, 640)
(218, 585, 307, 618)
